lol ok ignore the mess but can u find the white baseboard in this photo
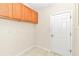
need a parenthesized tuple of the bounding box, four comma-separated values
(16, 45, 50, 56)
(16, 45, 35, 56)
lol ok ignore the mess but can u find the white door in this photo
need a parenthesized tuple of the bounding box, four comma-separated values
(50, 12, 72, 56)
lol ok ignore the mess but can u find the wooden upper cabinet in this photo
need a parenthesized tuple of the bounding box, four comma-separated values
(0, 3, 9, 18)
(12, 3, 22, 21)
(31, 10, 38, 24)
(21, 4, 38, 24)
(0, 3, 38, 24)
(21, 4, 32, 22)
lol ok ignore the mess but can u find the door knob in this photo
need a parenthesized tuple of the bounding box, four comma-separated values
(51, 34, 53, 37)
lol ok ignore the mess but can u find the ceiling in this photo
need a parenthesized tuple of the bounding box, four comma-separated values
(23, 3, 54, 11)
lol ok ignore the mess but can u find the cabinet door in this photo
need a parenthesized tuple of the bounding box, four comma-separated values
(12, 3, 22, 21)
(8, 3, 13, 18)
(22, 5, 32, 22)
(0, 3, 9, 18)
(31, 11, 38, 24)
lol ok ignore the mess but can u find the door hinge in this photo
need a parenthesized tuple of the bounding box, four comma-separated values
(70, 49, 72, 54)
(70, 32, 72, 36)
(70, 16, 72, 19)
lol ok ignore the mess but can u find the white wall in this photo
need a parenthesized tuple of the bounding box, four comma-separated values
(36, 4, 77, 55)
(36, 8, 50, 50)
(0, 19, 35, 55)
(73, 4, 79, 55)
